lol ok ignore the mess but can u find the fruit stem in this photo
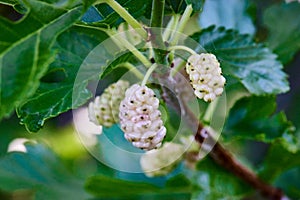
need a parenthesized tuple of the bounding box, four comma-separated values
(168, 45, 197, 55)
(163, 14, 180, 41)
(142, 64, 158, 86)
(107, 29, 152, 67)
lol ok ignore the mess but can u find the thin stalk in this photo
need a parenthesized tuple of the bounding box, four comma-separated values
(163, 14, 180, 41)
(75, 24, 151, 70)
(102, 0, 148, 39)
(142, 64, 158, 86)
(123, 23, 136, 45)
(170, 4, 193, 46)
(168, 45, 196, 76)
(145, 42, 155, 60)
(168, 45, 197, 55)
(107, 29, 152, 67)
(203, 97, 220, 122)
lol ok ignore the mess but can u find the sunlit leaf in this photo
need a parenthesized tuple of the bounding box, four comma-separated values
(17, 25, 110, 132)
(0, 0, 94, 120)
(223, 96, 298, 152)
(199, 0, 255, 34)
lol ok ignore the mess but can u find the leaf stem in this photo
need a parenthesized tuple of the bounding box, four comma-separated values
(203, 97, 220, 123)
(168, 45, 196, 77)
(163, 14, 180, 41)
(107, 29, 152, 67)
(142, 64, 158, 86)
(146, 42, 155, 60)
(170, 4, 193, 46)
(101, 0, 148, 39)
(168, 45, 197, 55)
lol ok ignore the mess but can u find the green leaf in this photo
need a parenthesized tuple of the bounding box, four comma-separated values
(190, 26, 289, 95)
(185, 0, 205, 12)
(192, 157, 251, 199)
(0, 0, 17, 6)
(0, 116, 25, 156)
(223, 96, 298, 151)
(0, 143, 89, 200)
(93, 0, 152, 27)
(273, 167, 300, 199)
(81, 5, 103, 23)
(85, 175, 160, 198)
(17, 25, 110, 132)
(165, 0, 204, 14)
(2, 0, 28, 14)
(100, 51, 140, 79)
(259, 142, 300, 181)
(85, 174, 193, 199)
(0, 0, 92, 120)
(263, 2, 300, 64)
(199, 0, 255, 34)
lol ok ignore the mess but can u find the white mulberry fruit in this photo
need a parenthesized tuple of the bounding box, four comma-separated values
(88, 80, 129, 127)
(119, 84, 166, 150)
(140, 142, 184, 177)
(186, 53, 226, 102)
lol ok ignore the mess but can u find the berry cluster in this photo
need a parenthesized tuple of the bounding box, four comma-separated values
(88, 53, 224, 155)
(88, 80, 129, 127)
(119, 84, 166, 150)
(186, 53, 226, 102)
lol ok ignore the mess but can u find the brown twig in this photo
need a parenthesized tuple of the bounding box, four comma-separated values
(159, 71, 285, 200)
(207, 139, 283, 200)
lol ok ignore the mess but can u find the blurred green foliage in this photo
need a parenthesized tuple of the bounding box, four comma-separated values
(0, 0, 300, 199)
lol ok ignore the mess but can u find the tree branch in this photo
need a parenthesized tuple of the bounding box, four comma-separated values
(207, 140, 283, 200)
(159, 70, 285, 200)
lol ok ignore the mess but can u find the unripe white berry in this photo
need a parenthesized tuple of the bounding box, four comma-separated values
(119, 84, 166, 150)
(88, 80, 129, 127)
(140, 142, 184, 177)
(186, 53, 226, 102)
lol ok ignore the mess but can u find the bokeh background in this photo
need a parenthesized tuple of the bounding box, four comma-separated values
(0, 0, 299, 199)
